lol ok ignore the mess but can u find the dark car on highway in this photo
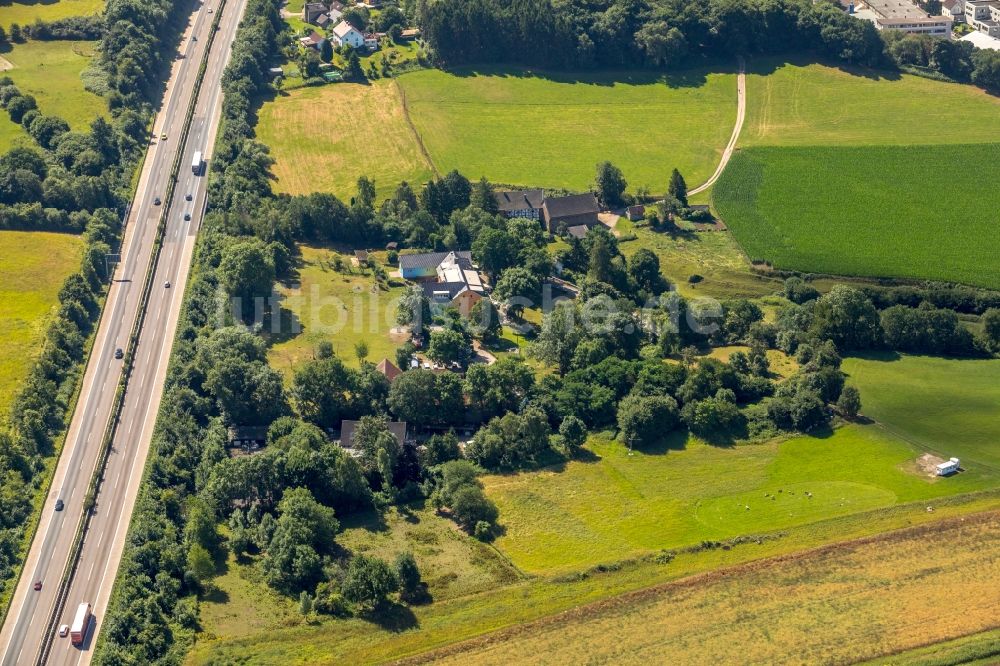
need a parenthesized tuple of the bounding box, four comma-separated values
(114, 348, 124, 360)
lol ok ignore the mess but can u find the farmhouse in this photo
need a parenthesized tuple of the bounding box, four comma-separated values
(339, 420, 409, 452)
(542, 192, 601, 234)
(331, 20, 365, 49)
(495, 189, 545, 220)
(399, 250, 473, 279)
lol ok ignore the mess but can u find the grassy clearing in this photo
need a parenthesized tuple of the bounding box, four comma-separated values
(0, 231, 82, 414)
(0, 40, 106, 152)
(743, 58, 1000, 147)
(712, 144, 1000, 289)
(483, 426, 994, 574)
(844, 354, 1000, 470)
(703, 345, 799, 379)
(256, 80, 434, 201)
(398, 66, 737, 192)
(183, 494, 1000, 665)
(618, 226, 781, 299)
(426, 513, 1000, 666)
(0, 0, 104, 30)
(266, 246, 407, 376)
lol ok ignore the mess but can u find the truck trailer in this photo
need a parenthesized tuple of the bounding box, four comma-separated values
(69, 602, 91, 646)
(192, 150, 203, 175)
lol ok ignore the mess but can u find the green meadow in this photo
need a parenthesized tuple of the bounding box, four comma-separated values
(0, 231, 82, 414)
(0, 0, 104, 30)
(0, 40, 107, 152)
(483, 425, 992, 574)
(712, 144, 1000, 289)
(844, 354, 1000, 470)
(743, 58, 1000, 147)
(397, 66, 738, 192)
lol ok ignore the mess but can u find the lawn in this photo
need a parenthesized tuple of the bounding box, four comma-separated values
(0, 231, 82, 414)
(0, 40, 107, 151)
(742, 58, 1000, 147)
(426, 513, 1000, 666)
(266, 246, 408, 376)
(843, 353, 1000, 470)
(0, 0, 104, 30)
(712, 144, 1000, 289)
(398, 65, 738, 193)
(256, 80, 434, 201)
(482, 425, 994, 574)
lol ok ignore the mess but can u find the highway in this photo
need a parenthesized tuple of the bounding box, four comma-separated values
(0, 0, 246, 663)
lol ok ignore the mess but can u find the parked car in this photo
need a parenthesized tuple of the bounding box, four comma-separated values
(55, 499, 64, 511)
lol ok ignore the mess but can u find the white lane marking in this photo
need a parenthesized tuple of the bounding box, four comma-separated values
(88, 560, 96, 582)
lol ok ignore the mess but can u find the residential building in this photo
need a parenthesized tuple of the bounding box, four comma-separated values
(400, 28, 421, 39)
(376, 358, 402, 382)
(299, 30, 327, 50)
(364, 32, 382, 50)
(304, 2, 328, 24)
(565, 225, 590, 239)
(494, 189, 545, 220)
(857, 0, 953, 34)
(965, 0, 1000, 35)
(331, 20, 365, 48)
(340, 420, 408, 451)
(542, 193, 601, 234)
(398, 250, 486, 316)
(329, 0, 345, 21)
(942, 0, 966, 22)
(625, 204, 645, 221)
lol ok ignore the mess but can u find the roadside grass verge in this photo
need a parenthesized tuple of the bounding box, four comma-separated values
(743, 57, 1000, 147)
(482, 425, 994, 574)
(255, 80, 434, 201)
(712, 144, 1000, 289)
(397, 66, 738, 193)
(421, 512, 1000, 666)
(183, 494, 1000, 665)
(0, 231, 83, 414)
(265, 245, 407, 376)
(843, 353, 1000, 469)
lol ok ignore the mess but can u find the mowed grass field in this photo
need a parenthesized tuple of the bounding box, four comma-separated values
(844, 354, 1000, 470)
(256, 80, 434, 200)
(482, 424, 993, 574)
(743, 58, 1000, 147)
(0, 0, 104, 30)
(266, 246, 407, 376)
(712, 144, 1000, 288)
(426, 513, 1000, 666)
(0, 40, 107, 152)
(398, 67, 737, 192)
(0, 231, 82, 414)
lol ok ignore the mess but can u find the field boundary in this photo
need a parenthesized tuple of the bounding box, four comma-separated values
(393, 78, 440, 179)
(396, 508, 1000, 665)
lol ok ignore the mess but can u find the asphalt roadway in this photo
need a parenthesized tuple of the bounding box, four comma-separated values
(0, 0, 246, 662)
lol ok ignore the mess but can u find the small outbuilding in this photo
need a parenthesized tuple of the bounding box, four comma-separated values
(936, 457, 960, 476)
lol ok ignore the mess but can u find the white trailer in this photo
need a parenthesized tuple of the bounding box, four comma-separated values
(192, 150, 203, 175)
(936, 457, 960, 476)
(69, 602, 91, 646)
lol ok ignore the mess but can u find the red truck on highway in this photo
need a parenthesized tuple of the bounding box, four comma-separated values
(69, 602, 91, 646)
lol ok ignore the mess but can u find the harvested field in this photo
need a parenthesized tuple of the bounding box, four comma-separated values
(418, 512, 1000, 666)
(256, 80, 434, 200)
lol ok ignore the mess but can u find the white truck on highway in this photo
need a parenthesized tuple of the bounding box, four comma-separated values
(192, 150, 203, 175)
(69, 602, 91, 646)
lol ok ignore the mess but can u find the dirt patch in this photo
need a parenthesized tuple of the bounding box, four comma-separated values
(598, 212, 621, 235)
(0, 56, 14, 72)
(911, 452, 948, 479)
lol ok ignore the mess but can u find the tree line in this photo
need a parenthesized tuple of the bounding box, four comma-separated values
(417, 0, 1000, 95)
